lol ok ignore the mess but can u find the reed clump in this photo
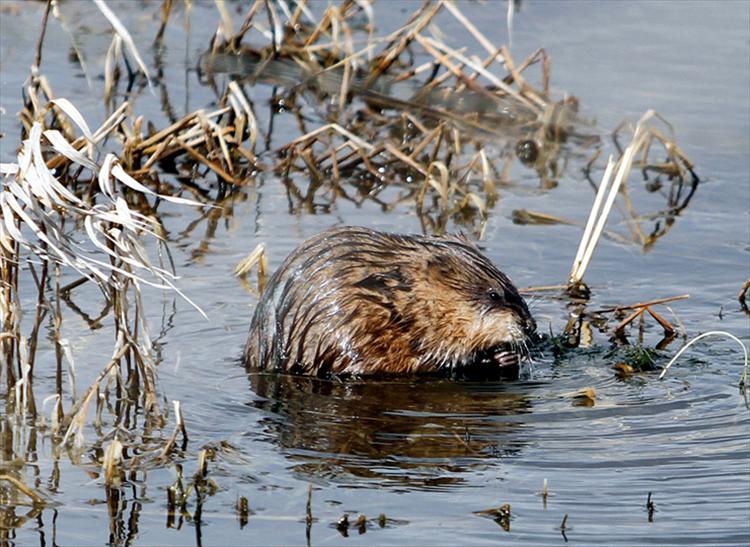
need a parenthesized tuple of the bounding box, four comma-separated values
(198, 0, 597, 236)
(1, 87, 203, 485)
(2, 0, 213, 513)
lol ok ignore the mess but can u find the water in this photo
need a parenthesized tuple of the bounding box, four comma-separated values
(1, 1, 749, 545)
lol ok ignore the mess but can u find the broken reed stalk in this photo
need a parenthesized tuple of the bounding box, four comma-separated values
(60, 335, 129, 443)
(159, 400, 188, 459)
(593, 294, 690, 314)
(102, 438, 124, 486)
(94, 0, 152, 87)
(32, 0, 53, 72)
(739, 277, 750, 311)
(0, 474, 46, 505)
(569, 110, 669, 287)
(611, 305, 674, 338)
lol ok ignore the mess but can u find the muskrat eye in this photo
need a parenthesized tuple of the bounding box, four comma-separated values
(488, 289, 504, 304)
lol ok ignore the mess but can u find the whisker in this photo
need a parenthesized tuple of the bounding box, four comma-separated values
(522, 340, 532, 363)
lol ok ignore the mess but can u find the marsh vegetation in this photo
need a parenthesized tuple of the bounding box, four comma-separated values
(1, 1, 748, 545)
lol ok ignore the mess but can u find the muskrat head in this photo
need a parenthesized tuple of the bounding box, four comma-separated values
(414, 241, 536, 378)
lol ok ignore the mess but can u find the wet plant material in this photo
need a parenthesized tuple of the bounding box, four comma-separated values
(569, 386, 596, 407)
(646, 491, 656, 523)
(612, 346, 660, 374)
(739, 277, 750, 314)
(330, 511, 405, 537)
(164, 448, 222, 531)
(234, 242, 268, 296)
(552, 294, 689, 358)
(538, 478, 552, 509)
(474, 502, 512, 531)
(559, 513, 570, 542)
(236, 495, 250, 527)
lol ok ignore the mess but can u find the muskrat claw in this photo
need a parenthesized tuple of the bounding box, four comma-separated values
(494, 350, 521, 368)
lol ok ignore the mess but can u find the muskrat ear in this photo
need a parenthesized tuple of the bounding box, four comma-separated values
(426, 254, 455, 279)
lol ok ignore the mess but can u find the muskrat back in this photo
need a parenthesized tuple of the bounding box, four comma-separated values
(244, 226, 535, 378)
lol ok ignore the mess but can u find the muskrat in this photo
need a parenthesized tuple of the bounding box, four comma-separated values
(243, 226, 536, 378)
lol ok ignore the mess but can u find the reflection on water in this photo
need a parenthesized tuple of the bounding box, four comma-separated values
(199, 50, 547, 130)
(247, 373, 531, 487)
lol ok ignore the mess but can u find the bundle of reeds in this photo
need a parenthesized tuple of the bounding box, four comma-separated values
(0, 0, 210, 494)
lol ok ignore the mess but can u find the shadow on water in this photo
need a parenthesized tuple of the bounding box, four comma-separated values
(246, 372, 532, 488)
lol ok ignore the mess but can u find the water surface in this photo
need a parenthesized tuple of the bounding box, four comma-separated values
(1, 1, 748, 545)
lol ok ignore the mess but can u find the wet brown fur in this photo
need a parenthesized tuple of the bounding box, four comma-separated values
(244, 226, 535, 377)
